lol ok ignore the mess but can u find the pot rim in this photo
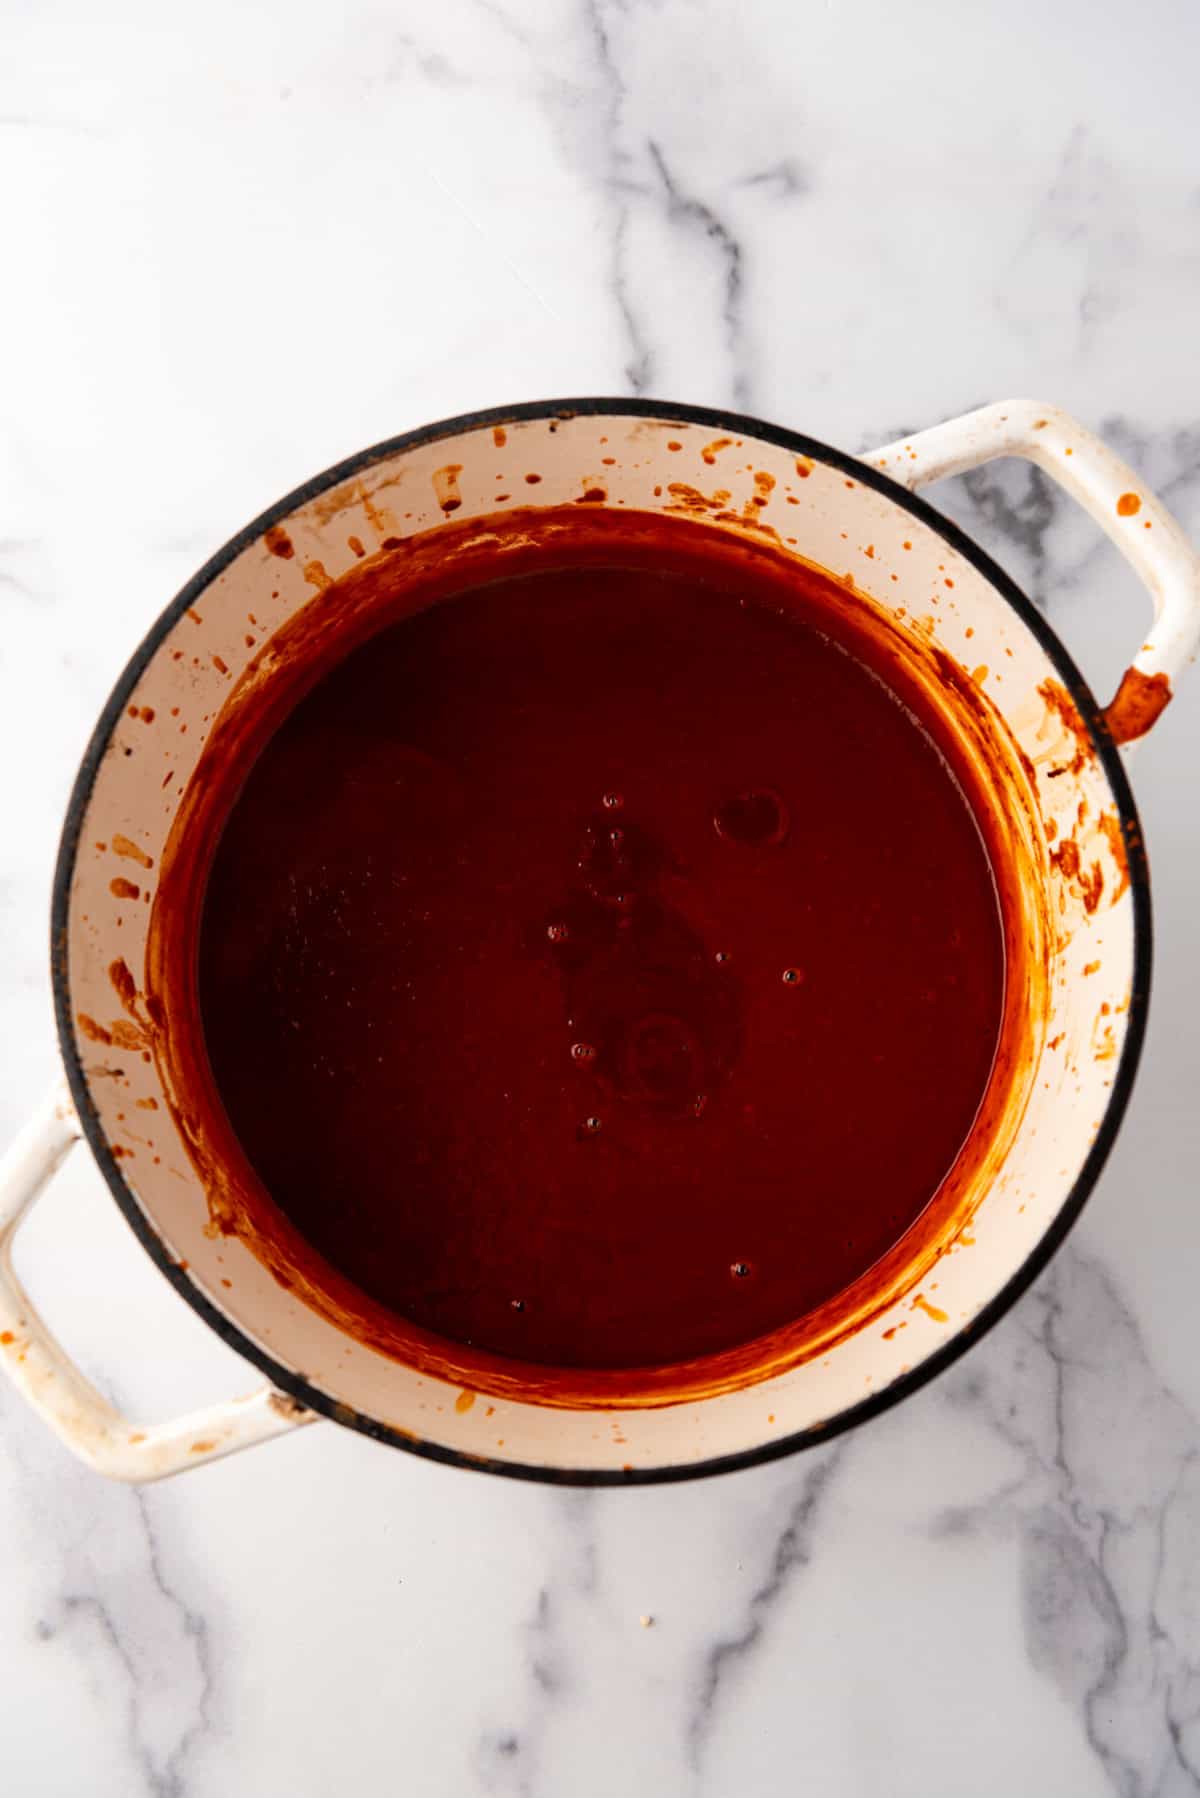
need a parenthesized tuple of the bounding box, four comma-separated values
(50, 396, 1152, 1485)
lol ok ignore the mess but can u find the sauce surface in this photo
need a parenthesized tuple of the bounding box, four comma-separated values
(197, 531, 1005, 1371)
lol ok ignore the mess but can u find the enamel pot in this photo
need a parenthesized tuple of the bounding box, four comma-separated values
(2, 399, 1197, 1483)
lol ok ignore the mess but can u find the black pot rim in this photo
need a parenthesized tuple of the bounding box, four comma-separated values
(50, 395, 1152, 1487)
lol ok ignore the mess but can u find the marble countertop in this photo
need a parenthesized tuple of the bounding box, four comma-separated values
(3, 1, 1200, 1791)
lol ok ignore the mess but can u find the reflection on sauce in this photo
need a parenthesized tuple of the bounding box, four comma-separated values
(189, 515, 1007, 1375)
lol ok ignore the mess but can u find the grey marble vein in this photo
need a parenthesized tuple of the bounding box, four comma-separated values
(580, 0, 655, 393)
(388, 30, 467, 88)
(956, 460, 1059, 607)
(645, 138, 749, 409)
(20, 1468, 217, 1797)
(999, 125, 1122, 360)
(0, 112, 109, 139)
(737, 160, 807, 199)
(935, 1249, 1200, 1796)
(474, 1492, 598, 1797)
(0, 538, 50, 604)
(686, 1441, 848, 1775)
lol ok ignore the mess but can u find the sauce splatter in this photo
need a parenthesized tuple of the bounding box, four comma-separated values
(432, 463, 464, 515)
(1037, 680, 1093, 777)
(108, 957, 139, 1013)
(112, 834, 153, 869)
(1050, 838, 1104, 914)
(1097, 811, 1130, 900)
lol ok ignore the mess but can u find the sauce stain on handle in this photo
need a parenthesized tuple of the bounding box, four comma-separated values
(1103, 666, 1172, 745)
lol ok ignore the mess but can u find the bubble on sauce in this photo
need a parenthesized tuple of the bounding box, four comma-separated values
(570, 1041, 597, 1064)
(782, 967, 804, 986)
(714, 950, 731, 965)
(713, 789, 789, 847)
(730, 1259, 754, 1279)
(547, 922, 570, 944)
(510, 1297, 525, 1312)
(578, 1115, 603, 1138)
(602, 792, 624, 811)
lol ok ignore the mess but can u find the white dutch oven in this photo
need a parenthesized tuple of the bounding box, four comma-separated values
(2, 398, 1197, 1484)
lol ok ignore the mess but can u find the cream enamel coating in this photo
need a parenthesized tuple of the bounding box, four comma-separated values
(3, 398, 1198, 1481)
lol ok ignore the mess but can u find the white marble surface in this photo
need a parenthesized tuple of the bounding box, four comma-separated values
(3, 1, 1200, 1791)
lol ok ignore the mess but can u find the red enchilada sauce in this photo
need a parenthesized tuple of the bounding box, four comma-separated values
(195, 515, 1005, 1371)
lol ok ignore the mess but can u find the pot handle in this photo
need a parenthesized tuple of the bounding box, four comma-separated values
(865, 399, 1200, 742)
(0, 1080, 315, 1481)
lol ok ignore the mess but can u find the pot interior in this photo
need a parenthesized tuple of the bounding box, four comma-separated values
(56, 404, 1145, 1478)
